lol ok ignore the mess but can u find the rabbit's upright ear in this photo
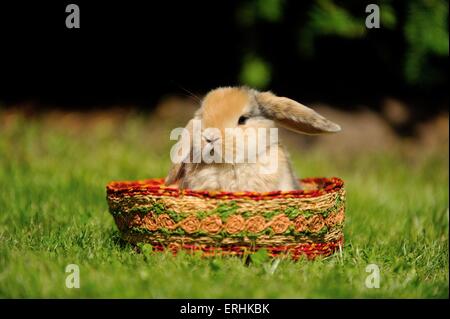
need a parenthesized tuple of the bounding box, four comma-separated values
(256, 91, 341, 135)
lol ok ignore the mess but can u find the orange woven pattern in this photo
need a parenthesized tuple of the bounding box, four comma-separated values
(113, 207, 345, 237)
(106, 177, 346, 260)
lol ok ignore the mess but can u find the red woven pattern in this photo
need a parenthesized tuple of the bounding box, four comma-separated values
(107, 177, 344, 200)
(147, 238, 344, 260)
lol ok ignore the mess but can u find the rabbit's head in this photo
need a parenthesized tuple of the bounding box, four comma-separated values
(190, 86, 341, 163)
(166, 86, 341, 188)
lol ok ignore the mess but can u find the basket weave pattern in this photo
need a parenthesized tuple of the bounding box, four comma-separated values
(107, 177, 345, 259)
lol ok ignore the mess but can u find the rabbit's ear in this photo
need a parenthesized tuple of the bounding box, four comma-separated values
(165, 119, 195, 186)
(165, 162, 186, 186)
(256, 91, 341, 135)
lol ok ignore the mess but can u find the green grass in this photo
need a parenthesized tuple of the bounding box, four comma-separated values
(0, 111, 448, 298)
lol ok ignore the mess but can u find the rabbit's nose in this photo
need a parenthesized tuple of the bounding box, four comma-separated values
(204, 136, 219, 144)
(203, 133, 220, 144)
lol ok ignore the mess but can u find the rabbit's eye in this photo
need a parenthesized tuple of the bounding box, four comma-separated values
(238, 116, 249, 125)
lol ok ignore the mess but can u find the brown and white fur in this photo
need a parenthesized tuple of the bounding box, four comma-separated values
(165, 87, 341, 192)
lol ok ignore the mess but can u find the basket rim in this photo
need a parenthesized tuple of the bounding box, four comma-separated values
(106, 177, 344, 200)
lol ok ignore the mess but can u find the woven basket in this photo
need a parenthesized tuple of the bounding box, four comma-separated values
(106, 177, 345, 260)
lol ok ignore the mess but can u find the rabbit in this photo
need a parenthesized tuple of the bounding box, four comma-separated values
(165, 86, 341, 192)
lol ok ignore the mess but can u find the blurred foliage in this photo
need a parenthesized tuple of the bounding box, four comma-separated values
(237, 0, 285, 26)
(404, 0, 449, 84)
(237, 0, 448, 89)
(239, 54, 272, 88)
(301, 0, 366, 52)
(237, 0, 284, 88)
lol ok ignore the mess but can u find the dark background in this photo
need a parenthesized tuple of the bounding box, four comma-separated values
(0, 1, 447, 116)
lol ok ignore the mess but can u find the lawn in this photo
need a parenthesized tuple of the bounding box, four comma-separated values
(0, 110, 448, 298)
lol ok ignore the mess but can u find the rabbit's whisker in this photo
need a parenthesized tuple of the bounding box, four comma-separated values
(179, 86, 202, 103)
